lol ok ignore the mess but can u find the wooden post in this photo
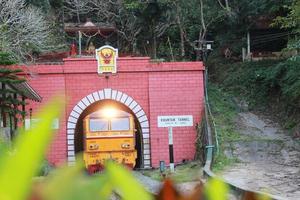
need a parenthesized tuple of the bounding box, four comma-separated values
(13, 93, 17, 130)
(1, 83, 6, 127)
(22, 96, 25, 127)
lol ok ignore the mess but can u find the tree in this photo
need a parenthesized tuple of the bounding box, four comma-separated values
(63, 0, 172, 57)
(0, 0, 60, 61)
(86, 0, 143, 54)
(0, 52, 26, 139)
(131, 1, 170, 58)
(62, 0, 294, 60)
(64, 0, 91, 23)
(26, 0, 51, 12)
(273, 0, 300, 58)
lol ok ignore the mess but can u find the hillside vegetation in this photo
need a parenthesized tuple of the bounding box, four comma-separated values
(208, 56, 300, 135)
(0, 0, 298, 61)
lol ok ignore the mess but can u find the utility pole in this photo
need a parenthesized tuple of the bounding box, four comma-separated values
(247, 31, 251, 59)
(78, 31, 82, 57)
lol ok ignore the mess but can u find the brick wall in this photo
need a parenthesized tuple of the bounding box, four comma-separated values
(27, 74, 67, 165)
(149, 71, 204, 166)
(23, 57, 204, 168)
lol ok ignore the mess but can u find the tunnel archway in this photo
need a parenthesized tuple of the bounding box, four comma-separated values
(66, 88, 151, 168)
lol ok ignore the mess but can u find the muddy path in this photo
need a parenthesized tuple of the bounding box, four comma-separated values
(220, 112, 300, 200)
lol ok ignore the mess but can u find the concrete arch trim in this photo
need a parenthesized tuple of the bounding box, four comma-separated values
(66, 88, 151, 168)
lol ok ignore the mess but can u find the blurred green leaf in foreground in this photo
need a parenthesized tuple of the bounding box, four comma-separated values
(0, 96, 63, 200)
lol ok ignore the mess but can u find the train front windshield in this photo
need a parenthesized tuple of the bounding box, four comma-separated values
(89, 119, 109, 132)
(88, 108, 132, 132)
(89, 117, 130, 132)
(111, 118, 130, 131)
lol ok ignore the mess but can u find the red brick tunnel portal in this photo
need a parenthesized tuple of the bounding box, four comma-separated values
(23, 57, 205, 168)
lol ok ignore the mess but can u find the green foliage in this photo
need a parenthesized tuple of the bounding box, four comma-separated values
(221, 59, 300, 109)
(38, 160, 54, 176)
(26, 0, 51, 12)
(209, 55, 300, 130)
(220, 60, 280, 107)
(272, 0, 300, 59)
(210, 0, 292, 54)
(207, 85, 240, 172)
(105, 161, 152, 200)
(212, 153, 239, 173)
(21, 0, 294, 61)
(45, 165, 113, 200)
(208, 85, 237, 130)
(0, 97, 63, 200)
(0, 52, 26, 138)
(49, 0, 63, 9)
(205, 178, 228, 200)
(195, 121, 205, 162)
(267, 59, 300, 104)
(273, 0, 300, 30)
(42, 160, 151, 200)
(0, 52, 16, 65)
(142, 161, 202, 182)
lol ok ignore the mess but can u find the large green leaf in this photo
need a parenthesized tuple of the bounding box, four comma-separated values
(0, 97, 63, 200)
(42, 158, 113, 200)
(105, 161, 153, 200)
(205, 178, 229, 200)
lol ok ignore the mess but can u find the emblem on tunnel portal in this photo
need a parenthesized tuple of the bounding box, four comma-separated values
(96, 45, 118, 74)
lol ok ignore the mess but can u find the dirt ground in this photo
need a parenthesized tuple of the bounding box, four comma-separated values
(220, 112, 300, 200)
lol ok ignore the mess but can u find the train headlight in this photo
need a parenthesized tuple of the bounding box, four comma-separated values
(121, 143, 130, 149)
(89, 144, 99, 150)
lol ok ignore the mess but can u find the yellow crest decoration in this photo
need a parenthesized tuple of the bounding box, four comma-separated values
(96, 45, 118, 74)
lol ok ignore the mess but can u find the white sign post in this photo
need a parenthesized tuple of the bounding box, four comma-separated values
(158, 115, 193, 172)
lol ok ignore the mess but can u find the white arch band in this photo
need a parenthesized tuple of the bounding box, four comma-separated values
(66, 88, 151, 168)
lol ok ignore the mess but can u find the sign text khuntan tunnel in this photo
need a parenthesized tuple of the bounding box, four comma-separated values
(20, 47, 205, 169)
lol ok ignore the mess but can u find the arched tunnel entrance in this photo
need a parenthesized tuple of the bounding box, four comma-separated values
(74, 99, 144, 168)
(67, 88, 151, 168)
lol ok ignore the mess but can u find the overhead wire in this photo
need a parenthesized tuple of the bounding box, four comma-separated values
(214, 31, 295, 45)
(251, 32, 290, 45)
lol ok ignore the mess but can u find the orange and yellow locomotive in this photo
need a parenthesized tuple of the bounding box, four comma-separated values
(83, 108, 137, 173)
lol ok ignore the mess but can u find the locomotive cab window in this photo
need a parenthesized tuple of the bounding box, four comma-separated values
(89, 118, 109, 132)
(111, 117, 130, 131)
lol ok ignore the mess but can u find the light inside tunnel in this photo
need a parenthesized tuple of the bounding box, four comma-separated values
(101, 107, 118, 118)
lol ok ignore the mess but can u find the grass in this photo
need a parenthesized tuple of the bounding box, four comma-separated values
(141, 161, 202, 183)
(208, 84, 288, 173)
(211, 57, 300, 131)
(208, 84, 241, 172)
(212, 154, 239, 173)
